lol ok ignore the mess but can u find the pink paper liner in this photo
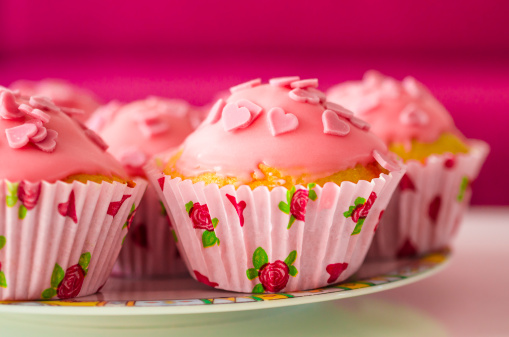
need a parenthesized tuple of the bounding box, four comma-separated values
(146, 163, 404, 293)
(113, 184, 187, 278)
(0, 178, 147, 300)
(367, 140, 489, 260)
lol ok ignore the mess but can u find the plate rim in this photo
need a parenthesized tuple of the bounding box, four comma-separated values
(0, 250, 450, 316)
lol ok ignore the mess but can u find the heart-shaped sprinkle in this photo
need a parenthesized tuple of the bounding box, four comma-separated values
(324, 102, 354, 119)
(267, 107, 299, 136)
(19, 104, 50, 123)
(0, 91, 24, 119)
(349, 116, 371, 131)
(25, 118, 43, 128)
(84, 129, 108, 151)
(119, 148, 147, 168)
(222, 103, 252, 132)
(372, 150, 400, 171)
(380, 78, 401, 98)
(308, 87, 326, 102)
(201, 99, 225, 127)
(269, 76, 300, 87)
(402, 76, 422, 98)
(322, 110, 351, 136)
(5, 123, 38, 148)
(399, 105, 429, 126)
(29, 95, 59, 112)
(290, 78, 318, 89)
(29, 124, 48, 143)
(138, 117, 170, 137)
(33, 129, 58, 152)
(229, 78, 262, 94)
(288, 88, 320, 104)
(61, 107, 85, 116)
(236, 99, 263, 120)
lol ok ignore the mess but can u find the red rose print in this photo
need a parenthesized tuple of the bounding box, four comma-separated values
(189, 203, 214, 231)
(57, 264, 85, 299)
(290, 189, 309, 221)
(444, 157, 455, 169)
(400, 174, 416, 191)
(194, 270, 218, 287)
(397, 238, 418, 258)
(125, 206, 138, 231)
(351, 192, 377, 222)
(157, 177, 165, 191)
(58, 190, 78, 223)
(18, 181, 41, 210)
(107, 194, 131, 217)
(326, 262, 349, 284)
(428, 196, 441, 224)
(351, 204, 364, 223)
(374, 210, 384, 232)
(226, 194, 247, 227)
(258, 260, 290, 293)
(131, 223, 148, 248)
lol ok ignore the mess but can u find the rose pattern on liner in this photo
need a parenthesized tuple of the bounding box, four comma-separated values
(194, 270, 219, 288)
(161, 201, 178, 243)
(185, 201, 219, 248)
(0, 236, 6, 288)
(57, 190, 78, 223)
(246, 247, 298, 293)
(5, 181, 41, 220)
(278, 184, 317, 229)
(457, 176, 469, 202)
(397, 238, 418, 258)
(343, 192, 377, 235)
(326, 262, 348, 284)
(121, 203, 137, 245)
(225, 194, 247, 227)
(41, 252, 91, 299)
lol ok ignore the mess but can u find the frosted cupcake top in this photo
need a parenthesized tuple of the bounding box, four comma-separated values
(89, 97, 199, 177)
(170, 77, 397, 183)
(10, 79, 102, 122)
(326, 71, 466, 145)
(0, 86, 127, 182)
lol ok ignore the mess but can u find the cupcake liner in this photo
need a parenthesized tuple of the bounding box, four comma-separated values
(146, 163, 404, 293)
(0, 178, 147, 300)
(367, 140, 489, 260)
(113, 184, 187, 278)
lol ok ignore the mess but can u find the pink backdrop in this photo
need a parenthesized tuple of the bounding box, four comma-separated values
(0, 0, 507, 205)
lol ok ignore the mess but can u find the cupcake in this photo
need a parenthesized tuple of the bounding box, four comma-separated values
(327, 71, 489, 259)
(10, 79, 102, 122)
(89, 97, 202, 278)
(146, 77, 405, 293)
(0, 86, 146, 300)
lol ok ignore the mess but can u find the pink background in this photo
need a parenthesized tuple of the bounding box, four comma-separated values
(0, 0, 507, 205)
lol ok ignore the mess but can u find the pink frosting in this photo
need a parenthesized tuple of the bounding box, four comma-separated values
(171, 79, 391, 183)
(0, 88, 128, 182)
(91, 97, 199, 177)
(326, 71, 465, 145)
(10, 79, 102, 122)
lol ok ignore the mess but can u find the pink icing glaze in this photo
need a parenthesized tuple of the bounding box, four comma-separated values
(92, 97, 198, 177)
(10, 79, 102, 122)
(169, 82, 390, 183)
(326, 71, 466, 145)
(0, 88, 128, 182)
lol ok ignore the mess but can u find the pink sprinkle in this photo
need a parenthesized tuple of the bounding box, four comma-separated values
(5, 123, 38, 148)
(119, 148, 147, 168)
(308, 88, 326, 102)
(19, 104, 50, 123)
(29, 125, 48, 143)
(324, 102, 353, 119)
(288, 88, 320, 104)
(229, 78, 262, 94)
(138, 118, 170, 137)
(290, 78, 318, 89)
(349, 116, 371, 131)
(322, 110, 351, 136)
(0, 91, 24, 119)
(107, 194, 132, 217)
(236, 99, 263, 120)
(202, 99, 226, 126)
(33, 129, 58, 153)
(25, 119, 43, 128)
(267, 107, 299, 136)
(84, 129, 109, 151)
(29, 95, 59, 112)
(269, 76, 300, 87)
(402, 76, 422, 98)
(222, 103, 253, 132)
(373, 150, 400, 171)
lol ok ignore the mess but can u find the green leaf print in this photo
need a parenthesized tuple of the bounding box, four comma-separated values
(252, 247, 268, 270)
(185, 201, 194, 214)
(171, 230, 178, 243)
(308, 190, 317, 201)
(79, 252, 91, 272)
(6, 196, 17, 208)
(0, 236, 5, 250)
(212, 218, 219, 228)
(18, 205, 27, 219)
(159, 201, 167, 216)
(252, 283, 264, 294)
(354, 197, 366, 206)
(278, 201, 290, 214)
(0, 271, 7, 288)
(351, 217, 365, 236)
(202, 231, 219, 248)
(289, 265, 298, 277)
(457, 176, 469, 202)
(246, 268, 259, 280)
(41, 287, 56, 299)
(50, 264, 65, 289)
(287, 215, 296, 229)
(284, 250, 297, 266)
